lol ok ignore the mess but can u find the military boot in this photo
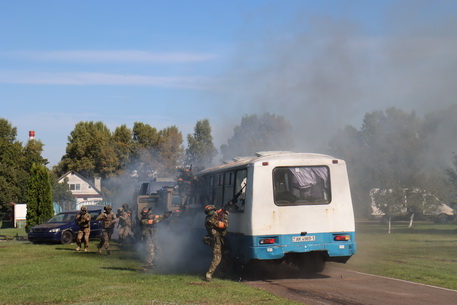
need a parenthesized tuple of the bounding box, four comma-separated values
(84, 247, 88, 252)
(204, 272, 212, 282)
(98, 247, 102, 254)
(75, 246, 80, 251)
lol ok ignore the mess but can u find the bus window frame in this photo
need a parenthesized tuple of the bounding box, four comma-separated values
(272, 165, 331, 206)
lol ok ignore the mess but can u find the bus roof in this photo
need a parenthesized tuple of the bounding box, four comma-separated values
(198, 151, 338, 175)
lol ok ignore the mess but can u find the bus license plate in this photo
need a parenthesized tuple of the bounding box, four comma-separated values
(292, 236, 315, 242)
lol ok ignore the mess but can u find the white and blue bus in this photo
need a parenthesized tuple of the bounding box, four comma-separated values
(194, 151, 356, 273)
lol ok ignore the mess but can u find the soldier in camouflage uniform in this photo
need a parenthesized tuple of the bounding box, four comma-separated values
(75, 206, 91, 252)
(96, 205, 117, 255)
(203, 205, 229, 282)
(140, 207, 171, 271)
(117, 204, 134, 246)
(177, 168, 193, 208)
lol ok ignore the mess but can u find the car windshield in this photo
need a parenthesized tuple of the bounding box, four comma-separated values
(48, 213, 76, 223)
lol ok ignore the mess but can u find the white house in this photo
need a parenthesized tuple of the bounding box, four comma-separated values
(58, 171, 104, 209)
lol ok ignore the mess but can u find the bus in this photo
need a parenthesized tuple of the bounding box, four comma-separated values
(193, 151, 356, 273)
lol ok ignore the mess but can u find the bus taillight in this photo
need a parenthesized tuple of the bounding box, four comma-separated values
(334, 235, 350, 241)
(259, 238, 276, 244)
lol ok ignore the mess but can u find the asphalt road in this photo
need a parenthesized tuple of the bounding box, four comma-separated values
(244, 266, 457, 305)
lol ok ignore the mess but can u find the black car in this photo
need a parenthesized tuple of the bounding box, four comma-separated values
(28, 208, 103, 244)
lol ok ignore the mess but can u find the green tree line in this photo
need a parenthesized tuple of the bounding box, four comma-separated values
(329, 105, 457, 219)
(2, 106, 457, 225)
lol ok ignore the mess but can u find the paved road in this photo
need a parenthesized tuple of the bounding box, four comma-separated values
(244, 266, 457, 305)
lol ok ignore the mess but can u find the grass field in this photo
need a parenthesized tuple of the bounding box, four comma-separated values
(0, 228, 299, 305)
(1, 220, 456, 304)
(333, 220, 457, 290)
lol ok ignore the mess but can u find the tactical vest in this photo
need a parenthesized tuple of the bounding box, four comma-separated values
(77, 213, 91, 228)
(101, 212, 115, 229)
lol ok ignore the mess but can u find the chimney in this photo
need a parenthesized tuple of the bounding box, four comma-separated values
(29, 130, 35, 140)
(94, 177, 101, 191)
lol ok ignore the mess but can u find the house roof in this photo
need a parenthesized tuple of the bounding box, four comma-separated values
(57, 171, 102, 195)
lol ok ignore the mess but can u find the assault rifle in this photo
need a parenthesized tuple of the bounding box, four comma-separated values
(216, 184, 246, 220)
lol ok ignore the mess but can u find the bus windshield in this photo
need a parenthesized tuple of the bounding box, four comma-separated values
(273, 166, 331, 205)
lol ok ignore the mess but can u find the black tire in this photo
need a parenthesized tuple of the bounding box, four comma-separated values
(61, 230, 74, 244)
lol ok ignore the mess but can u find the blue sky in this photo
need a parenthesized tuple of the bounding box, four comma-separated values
(1, 0, 457, 167)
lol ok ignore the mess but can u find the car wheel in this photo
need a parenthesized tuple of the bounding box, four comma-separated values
(61, 230, 74, 244)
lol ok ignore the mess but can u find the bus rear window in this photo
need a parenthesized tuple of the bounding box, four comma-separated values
(273, 166, 331, 206)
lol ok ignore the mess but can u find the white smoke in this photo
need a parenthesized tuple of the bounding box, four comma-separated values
(208, 1, 457, 155)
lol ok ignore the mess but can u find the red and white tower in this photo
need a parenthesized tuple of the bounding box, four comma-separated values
(29, 130, 35, 140)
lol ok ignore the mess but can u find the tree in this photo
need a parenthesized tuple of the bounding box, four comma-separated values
(424, 105, 457, 209)
(112, 124, 134, 171)
(0, 119, 27, 224)
(58, 121, 119, 179)
(186, 119, 217, 170)
(329, 107, 430, 219)
(25, 163, 53, 232)
(372, 188, 406, 234)
(23, 138, 48, 171)
(220, 113, 294, 161)
(157, 126, 184, 176)
(132, 122, 160, 149)
(50, 172, 75, 212)
(130, 122, 160, 179)
(446, 152, 457, 212)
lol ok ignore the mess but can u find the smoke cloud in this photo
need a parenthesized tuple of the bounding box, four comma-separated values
(209, 1, 457, 155)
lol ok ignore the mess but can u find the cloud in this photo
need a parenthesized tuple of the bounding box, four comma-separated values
(1, 50, 217, 63)
(0, 70, 212, 89)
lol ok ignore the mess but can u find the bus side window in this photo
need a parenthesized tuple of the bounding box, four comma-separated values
(234, 169, 247, 212)
(214, 174, 224, 209)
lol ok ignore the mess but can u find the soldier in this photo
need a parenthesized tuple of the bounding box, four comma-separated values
(75, 205, 91, 252)
(140, 207, 171, 271)
(122, 203, 132, 215)
(203, 205, 229, 282)
(177, 167, 193, 208)
(96, 205, 117, 255)
(117, 204, 134, 246)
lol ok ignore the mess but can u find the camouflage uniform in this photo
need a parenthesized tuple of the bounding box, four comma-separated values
(140, 209, 171, 271)
(75, 206, 91, 252)
(204, 205, 229, 281)
(178, 168, 193, 207)
(96, 205, 117, 255)
(118, 209, 134, 245)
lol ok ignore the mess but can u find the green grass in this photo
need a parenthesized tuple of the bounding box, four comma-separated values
(332, 221, 457, 290)
(0, 229, 299, 305)
(2, 221, 457, 304)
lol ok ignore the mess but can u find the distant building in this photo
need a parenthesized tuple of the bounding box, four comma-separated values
(58, 171, 104, 209)
(13, 203, 27, 228)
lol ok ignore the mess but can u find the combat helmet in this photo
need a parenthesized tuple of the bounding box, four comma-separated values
(141, 207, 150, 217)
(80, 205, 88, 213)
(104, 205, 112, 212)
(204, 205, 216, 215)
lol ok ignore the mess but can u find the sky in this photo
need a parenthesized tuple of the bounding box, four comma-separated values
(1, 0, 457, 167)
